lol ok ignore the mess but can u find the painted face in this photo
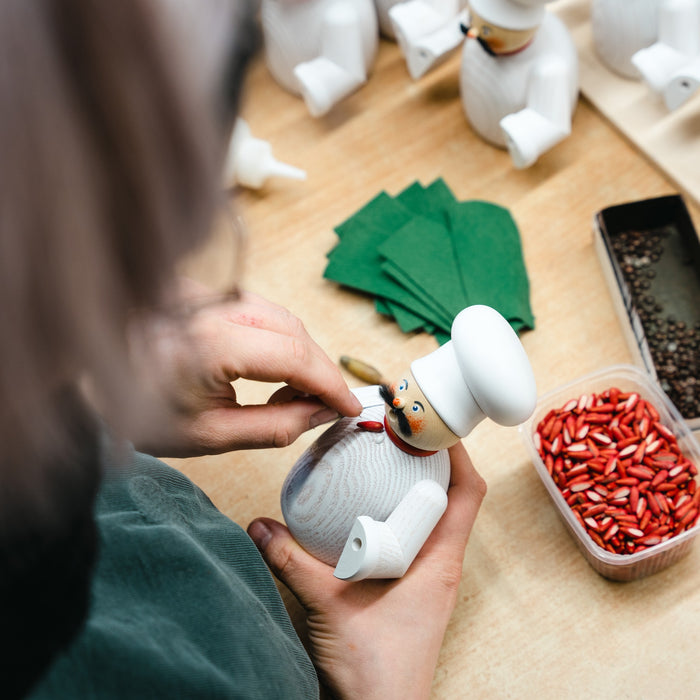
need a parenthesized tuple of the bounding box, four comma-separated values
(381, 370, 459, 452)
(465, 10, 538, 55)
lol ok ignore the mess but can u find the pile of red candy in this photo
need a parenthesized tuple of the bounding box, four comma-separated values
(534, 388, 699, 555)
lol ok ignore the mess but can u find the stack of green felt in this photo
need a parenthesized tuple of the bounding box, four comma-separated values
(324, 178, 535, 345)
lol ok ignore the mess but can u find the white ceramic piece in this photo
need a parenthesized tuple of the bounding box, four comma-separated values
(664, 56, 700, 109)
(459, 6, 578, 168)
(224, 119, 306, 189)
(281, 305, 537, 581)
(383, 0, 469, 79)
(591, 0, 661, 79)
(374, 0, 404, 36)
(261, 0, 378, 117)
(632, 0, 700, 109)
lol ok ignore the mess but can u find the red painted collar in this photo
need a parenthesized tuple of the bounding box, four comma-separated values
(383, 417, 438, 457)
(474, 35, 535, 57)
(496, 37, 535, 56)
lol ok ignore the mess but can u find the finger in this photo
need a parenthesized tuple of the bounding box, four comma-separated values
(222, 293, 362, 405)
(247, 517, 340, 606)
(201, 319, 361, 417)
(441, 441, 487, 542)
(267, 384, 310, 405)
(218, 291, 337, 370)
(417, 441, 487, 559)
(185, 400, 341, 452)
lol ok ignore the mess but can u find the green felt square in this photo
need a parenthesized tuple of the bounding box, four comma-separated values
(447, 200, 535, 331)
(378, 215, 467, 327)
(325, 180, 535, 343)
(396, 178, 457, 227)
(375, 297, 435, 334)
(325, 188, 462, 331)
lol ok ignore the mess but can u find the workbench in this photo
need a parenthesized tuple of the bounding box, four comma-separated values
(172, 17, 700, 698)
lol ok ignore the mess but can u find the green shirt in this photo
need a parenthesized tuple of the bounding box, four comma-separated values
(30, 445, 319, 699)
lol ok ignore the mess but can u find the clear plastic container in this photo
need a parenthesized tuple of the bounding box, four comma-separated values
(520, 364, 700, 581)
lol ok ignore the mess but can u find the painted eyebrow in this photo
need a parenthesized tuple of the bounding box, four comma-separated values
(413, 401, 424, 410)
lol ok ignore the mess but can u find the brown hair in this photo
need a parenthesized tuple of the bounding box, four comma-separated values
(0, 1, 258, 692)
(0, 0, 257, 479)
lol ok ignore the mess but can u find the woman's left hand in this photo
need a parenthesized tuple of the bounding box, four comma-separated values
(248, 441, 487, 700)
(127, 281, 361, 457)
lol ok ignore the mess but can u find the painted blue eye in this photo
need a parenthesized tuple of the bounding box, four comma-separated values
(398, 379, 408, 391)
(411, 403, 421, 413)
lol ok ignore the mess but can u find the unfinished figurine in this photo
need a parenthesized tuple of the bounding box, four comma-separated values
(281, 305, 537, 581)
(631, 0, 700, 110)
(591, 0, 661, 79)
(374, 0, 469, 79)
(261, 0, 378, 117)
(459, 0, 578, 168)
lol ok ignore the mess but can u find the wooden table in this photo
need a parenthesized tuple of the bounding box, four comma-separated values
(171, 28, 700, 700)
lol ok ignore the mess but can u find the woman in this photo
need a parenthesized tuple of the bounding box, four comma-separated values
(0, 1, 486, 697)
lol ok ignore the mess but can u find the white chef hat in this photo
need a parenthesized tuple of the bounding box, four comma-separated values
(410, 305, 537, 437)
(469, 0, 551, 31)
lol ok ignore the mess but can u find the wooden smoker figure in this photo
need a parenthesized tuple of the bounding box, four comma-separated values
(281, 305, 537, 581)
(260, 0, 378, 117)
(459, 0, 578, 168)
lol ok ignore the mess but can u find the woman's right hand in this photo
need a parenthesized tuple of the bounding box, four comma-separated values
(128, 284, 362, 457)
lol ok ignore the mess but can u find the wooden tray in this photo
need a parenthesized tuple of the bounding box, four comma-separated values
(552, 0, 700, 209)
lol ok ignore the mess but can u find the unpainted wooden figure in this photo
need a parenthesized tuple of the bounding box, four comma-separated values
(459, 0, 578, 168)
(260, 0, 378, 117)
(281, 305, 537, 581)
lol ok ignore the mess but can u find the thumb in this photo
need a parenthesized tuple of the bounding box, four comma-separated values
(248, 517, 338, 604)
(192, 400, 340, 452)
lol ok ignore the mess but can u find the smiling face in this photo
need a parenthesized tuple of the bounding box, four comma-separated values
(381, 370, 459, 452)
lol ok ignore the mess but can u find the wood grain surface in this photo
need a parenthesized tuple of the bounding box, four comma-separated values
(169, 20, 700, 699)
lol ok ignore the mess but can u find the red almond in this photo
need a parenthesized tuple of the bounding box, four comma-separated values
(535, 388, 699, 555)
(357, 420, 383, 433)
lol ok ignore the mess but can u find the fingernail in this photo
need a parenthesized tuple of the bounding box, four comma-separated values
(248, 520, 272, 552)
(309, 407, 340, 429)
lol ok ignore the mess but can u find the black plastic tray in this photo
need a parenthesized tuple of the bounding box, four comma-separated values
(593, 195, 700, 433)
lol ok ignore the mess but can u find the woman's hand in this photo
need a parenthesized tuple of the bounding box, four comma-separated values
(248, 442, 487, 700)
(127, 282, 362, 457)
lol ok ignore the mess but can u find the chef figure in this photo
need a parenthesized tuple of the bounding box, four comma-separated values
(459, 0, 578, 168)
(261, 0, 378, 117)
(281, 305, 537, 581)
(374, 0, 469, 79)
